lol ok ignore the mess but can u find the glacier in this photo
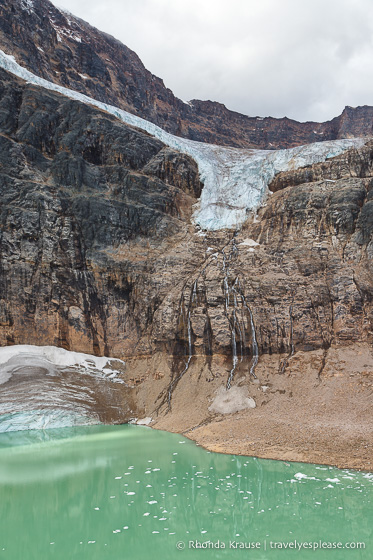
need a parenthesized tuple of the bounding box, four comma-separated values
(0, 345, 128, 433)
(0, 344, 125, 384)
(0, 410, 99, 432)
(0, 50, 368, 230)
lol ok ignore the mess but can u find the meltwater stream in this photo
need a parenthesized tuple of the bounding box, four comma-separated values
(0, 425, 371, 560)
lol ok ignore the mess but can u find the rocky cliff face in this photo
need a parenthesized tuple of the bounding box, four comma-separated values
(0, 67, 203, 357)
(1, 65, 373, 381)
(1, 0, 373, 149)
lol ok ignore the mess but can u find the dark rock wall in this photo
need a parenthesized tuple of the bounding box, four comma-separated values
(149, 146, 373, 383)
(0, 69, 202, 355)
(1, 0, 373, 149)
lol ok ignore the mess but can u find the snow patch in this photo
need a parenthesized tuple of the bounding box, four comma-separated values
(209, 386, 256, 414)
(20, 0, 34, 13)
(239, 238, 259, 247)
(0, 50, 367, 231)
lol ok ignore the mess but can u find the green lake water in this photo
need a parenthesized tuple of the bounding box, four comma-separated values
(0, 424, 371, 559)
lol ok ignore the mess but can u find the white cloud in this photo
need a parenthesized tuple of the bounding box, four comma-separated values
(53, 0, 373, 122)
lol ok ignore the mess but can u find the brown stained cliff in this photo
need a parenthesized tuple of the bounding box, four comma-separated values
(1, 66, 373, 366)
(1, 0, 373, 149)
(0, 68, 204, 355)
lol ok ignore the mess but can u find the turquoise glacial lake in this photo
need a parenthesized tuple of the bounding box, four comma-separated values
(0, 424, 372, 559)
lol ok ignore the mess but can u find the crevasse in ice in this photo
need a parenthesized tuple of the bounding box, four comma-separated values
(0, 50, 367, 230)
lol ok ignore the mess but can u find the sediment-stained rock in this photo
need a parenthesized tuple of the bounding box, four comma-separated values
(0, 67, 203, 355)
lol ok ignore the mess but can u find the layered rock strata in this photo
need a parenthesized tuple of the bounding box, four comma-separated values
(1, 0, 373, 149)
(0, 63, 372, 364)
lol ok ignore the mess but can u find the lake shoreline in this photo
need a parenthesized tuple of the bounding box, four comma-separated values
(2, 423, 372, 560)
(151, 408, 373, 473)
(181, 429, 373, 473)
(139, 345, 373, 474)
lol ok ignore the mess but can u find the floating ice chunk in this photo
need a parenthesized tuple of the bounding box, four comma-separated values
(294, 473, 308, 480)
(136, 417, 152, 426)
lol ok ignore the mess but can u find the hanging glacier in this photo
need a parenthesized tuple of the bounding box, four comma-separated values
(0, 50, 367, 231)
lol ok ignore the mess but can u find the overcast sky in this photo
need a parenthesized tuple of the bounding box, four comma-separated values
(53, 0, 373, 122)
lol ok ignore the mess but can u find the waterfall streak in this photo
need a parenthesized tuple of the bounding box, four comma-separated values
(239, 294, 259, 378)
(167, 280, 197, 407)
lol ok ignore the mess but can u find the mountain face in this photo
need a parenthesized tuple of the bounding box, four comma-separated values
(2, 67, 372, 359)
(0, 67, 202, 355)
(1, 0, 373, 149)
(0, 0, 372, 467)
